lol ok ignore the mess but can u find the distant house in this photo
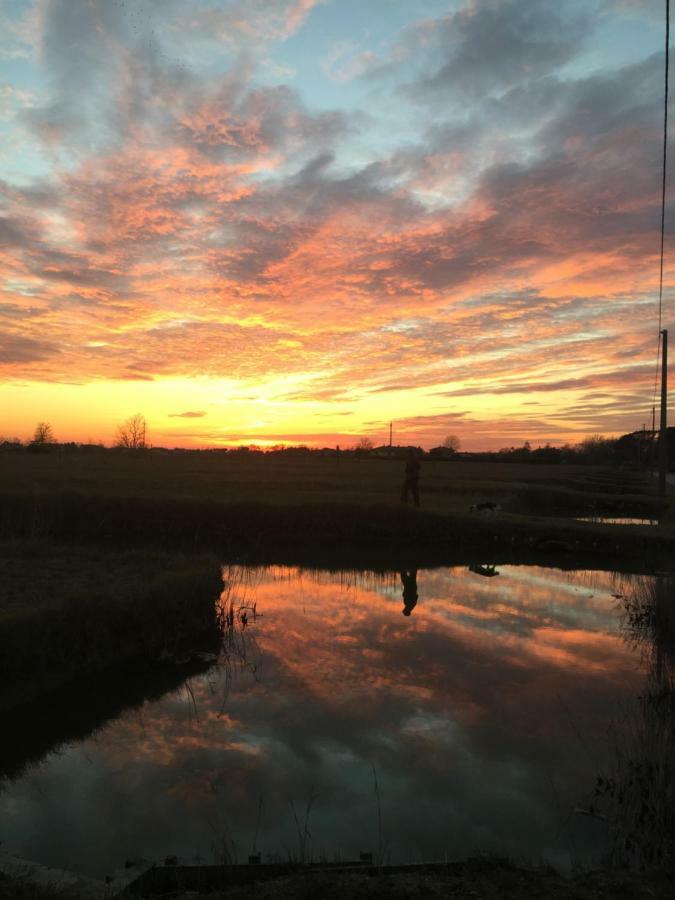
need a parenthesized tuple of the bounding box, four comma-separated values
(372, 445, 392, 458)
(428, 446, 457, 459)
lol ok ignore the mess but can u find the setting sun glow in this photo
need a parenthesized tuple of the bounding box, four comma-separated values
(0, 0, 671, 448)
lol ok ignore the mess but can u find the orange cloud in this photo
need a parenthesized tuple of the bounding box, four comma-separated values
(0, 0, 671, 447)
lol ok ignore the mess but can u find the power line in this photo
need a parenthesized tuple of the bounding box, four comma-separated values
(652, 0, 670, 421)
(659, 0, 670, 334)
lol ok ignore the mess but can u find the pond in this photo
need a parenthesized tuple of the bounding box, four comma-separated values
(576, 516, 659, 526)
(0, 563, 670, 879)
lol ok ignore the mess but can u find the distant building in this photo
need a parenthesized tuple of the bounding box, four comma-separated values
(428, 446, 457, 459)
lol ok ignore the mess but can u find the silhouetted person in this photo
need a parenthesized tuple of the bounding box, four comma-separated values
(400, 449, 420, 506)
(401, 569, 418, 616)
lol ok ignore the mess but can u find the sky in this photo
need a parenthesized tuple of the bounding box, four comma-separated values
(0, 0, 672, 450)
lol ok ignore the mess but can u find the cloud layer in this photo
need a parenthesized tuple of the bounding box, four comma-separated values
(0, 0, 671, 446)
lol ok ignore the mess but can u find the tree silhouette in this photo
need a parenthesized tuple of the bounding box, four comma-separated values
(442, 434, 461, 452)
(115, 414, 147, 450)
(355, 436, 375, 452)
(32, 422, 55, 445)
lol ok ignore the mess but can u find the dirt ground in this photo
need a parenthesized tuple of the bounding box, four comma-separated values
(174, 863, 674, 900)
(2, 861, 673, 900)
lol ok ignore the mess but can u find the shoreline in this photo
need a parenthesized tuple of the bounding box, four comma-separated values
(2, 490, 674, 564)
(1, 855, 672, 899)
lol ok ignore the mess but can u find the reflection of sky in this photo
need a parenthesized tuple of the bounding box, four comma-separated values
(0, 565, 645, 877)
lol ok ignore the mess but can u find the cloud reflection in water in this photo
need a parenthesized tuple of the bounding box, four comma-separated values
(0, 565, 644, 876)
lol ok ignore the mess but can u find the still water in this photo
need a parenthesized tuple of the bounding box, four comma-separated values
(576, 516, 658, 526)
(0, 564, 660, 876)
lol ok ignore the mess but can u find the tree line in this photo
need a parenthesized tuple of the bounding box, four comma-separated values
(1, 421, 672, 468)
(1, 414, 148, 452)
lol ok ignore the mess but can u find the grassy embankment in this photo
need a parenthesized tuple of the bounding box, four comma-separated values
(1, 859, 673, 900)
(0, 540, 223, 712)
(0, 652, 214, 781)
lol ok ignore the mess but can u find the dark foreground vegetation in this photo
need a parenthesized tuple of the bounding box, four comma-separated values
(1, 859, 673, 900)
(0, 655, 213, 782)
(0, 541, 223, 712)
(592, 575, 675, 874)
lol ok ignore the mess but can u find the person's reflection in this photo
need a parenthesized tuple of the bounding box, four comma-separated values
(400, 569, 418, 616)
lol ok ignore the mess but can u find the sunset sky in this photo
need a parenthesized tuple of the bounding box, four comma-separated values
(0, 0, 672, 449)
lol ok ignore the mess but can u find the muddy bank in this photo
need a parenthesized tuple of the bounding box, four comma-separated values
(0, 658, 213, 782)
(166, 862, 674, 900)
(0, 541, 223, 712)
(1, 858, 673, 899)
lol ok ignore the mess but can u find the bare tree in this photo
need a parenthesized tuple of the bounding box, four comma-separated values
(442, 434, 461, 452)
(355, 436, 375, 453)
(115, 414, 147, 449)
(579, 434, 612, 464)
(32, 422, 55, 445)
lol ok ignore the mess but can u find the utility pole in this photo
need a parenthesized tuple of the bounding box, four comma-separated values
(389, 421, 393, 456)
(641, 422, 646, 469)
(658, 329, 669, 496)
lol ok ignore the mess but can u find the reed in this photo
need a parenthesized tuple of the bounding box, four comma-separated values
(592, 576, 675, 871)
(0, 490, 673, 569)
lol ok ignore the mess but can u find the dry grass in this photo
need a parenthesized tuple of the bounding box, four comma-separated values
(3, 861, 672, 900)
(592, 575, 675, 871)
(0, 449, 666, 517)
(0, 451, 672, 565)
(183, 865, 675, 899)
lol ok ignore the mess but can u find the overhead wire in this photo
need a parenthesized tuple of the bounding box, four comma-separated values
(652, 0, 670, 427)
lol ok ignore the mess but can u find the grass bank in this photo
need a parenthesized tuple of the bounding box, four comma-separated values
(0, 541, 223, 711)
(0, 658, 212, 782)
(164, 862, 674, 900)
(1, 490, 674, 572)
(1, 858, 673, 899)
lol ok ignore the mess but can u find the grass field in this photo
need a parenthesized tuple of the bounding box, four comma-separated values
(1, 448, 668, 516)
(0, 450, 672, 563)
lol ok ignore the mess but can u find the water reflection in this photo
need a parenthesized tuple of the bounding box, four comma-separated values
(576, 516, 658, 526)
(469, 564, 500, 578)
(0, 564, 655, 877)
(400, 570, 418, 616)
